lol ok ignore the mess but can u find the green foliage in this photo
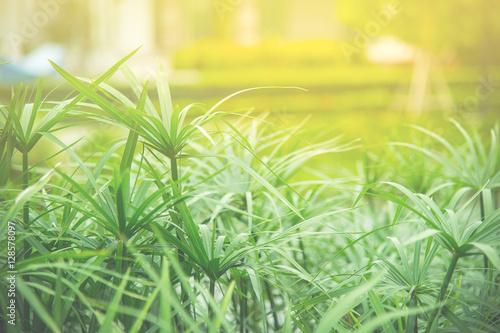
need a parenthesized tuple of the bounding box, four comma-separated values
(0, 50, 498, 332)
(174, 39, 351, 70)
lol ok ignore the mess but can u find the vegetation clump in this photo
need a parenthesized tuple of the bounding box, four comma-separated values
(0, 50, 499, 332)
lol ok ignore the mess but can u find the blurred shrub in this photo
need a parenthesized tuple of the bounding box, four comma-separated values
(173, 39, 362, 69)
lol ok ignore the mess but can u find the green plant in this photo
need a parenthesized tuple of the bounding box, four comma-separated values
(0, 50, 498, 333)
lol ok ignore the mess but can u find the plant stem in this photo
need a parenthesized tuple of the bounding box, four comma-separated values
(22, 152, 30, 262)
(424, 253, 460, 333)
(479, 193, 490, 274)
(265, 280, 279, 331)
(406, 294, 418, 333)
(116, 239, 132, 327)
(22, 152, 31, 330)
(209, 279, 215, 319)
(170, 155, 179, 187)
(170, 155, 191, 320)
(22, 152, 29, 225)
(479, 192, 485, 222)
(240, 279, 247, 333)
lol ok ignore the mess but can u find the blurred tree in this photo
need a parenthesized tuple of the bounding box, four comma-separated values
(336, 0, 500, 65)
(337, 0, 500, 114)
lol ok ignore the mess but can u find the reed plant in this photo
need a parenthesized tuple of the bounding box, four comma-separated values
(0, 50, 498, 332)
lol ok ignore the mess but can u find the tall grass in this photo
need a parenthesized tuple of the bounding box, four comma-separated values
(0, 50, 498, 332)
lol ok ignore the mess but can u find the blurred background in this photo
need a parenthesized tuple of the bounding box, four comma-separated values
(0, 0, 499, 149)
